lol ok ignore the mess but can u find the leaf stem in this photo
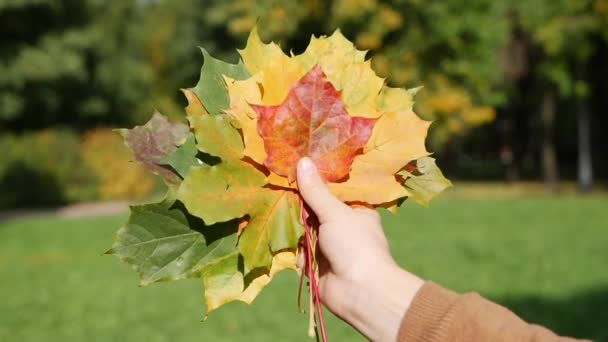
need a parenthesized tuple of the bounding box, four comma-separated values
(308, 277, 315, 337)
(298, 263, 305, 313)
(303, 208, 328, 342)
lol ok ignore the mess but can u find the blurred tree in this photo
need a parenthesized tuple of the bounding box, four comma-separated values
(2, 0, 606, 191)
(330, 0, 510, 152)
(0, 0, 155, 131)
(195, 0, 511, 166)
(512, 0, 605, 191)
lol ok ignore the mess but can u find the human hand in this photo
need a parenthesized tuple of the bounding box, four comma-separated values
(297, 157, 424, 341)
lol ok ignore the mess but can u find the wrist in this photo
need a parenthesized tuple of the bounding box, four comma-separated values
(340, 263, 424, 341)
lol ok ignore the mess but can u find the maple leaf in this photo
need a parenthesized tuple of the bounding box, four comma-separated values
(293, 29, 367, 76)
(188, 114, 243, 161)
(194, 48, 250, 115)
(202, 249, 297, 315)
(238, 26, 303, 105)
(252, 65, 376, 183)
(176, 114, 303, 272)
(399, 157, 453, 206)
(120, 112, 190, 185)
(339, 61, 385, 118)
(107, 199, 240, 286)
(178, 161, 303, 272)
(224, 75, 267, 164)
(294, 31, 384, 118)
(377, 86, 422, 113)
(107, 196, 297, 316)
(358, 88, 431, 173)
(181, 88, 208, 116)
(329, 87, 431, 204)
(158, 133, 199, 179)
(328, 165, 410, 205)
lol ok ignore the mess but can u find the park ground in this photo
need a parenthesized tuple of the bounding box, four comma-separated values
(1, 184, 607, 341)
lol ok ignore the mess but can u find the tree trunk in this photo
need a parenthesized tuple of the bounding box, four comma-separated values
(576, 64, 593, 193)
(577, 106, 593, 192)
(541, 89, 559, 192)
(499, 113, 519, 183)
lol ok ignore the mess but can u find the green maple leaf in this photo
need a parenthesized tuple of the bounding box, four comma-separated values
(107, 197, 270, 315)
(178, 161, 303, 273)
(399, 157, 452, 206)
(193, 48, 250, 115)
(178, 112, 303, 272)
(188, 114, 243, 161)
(107, 199, 239, 286)
(200, 249, 244, 314)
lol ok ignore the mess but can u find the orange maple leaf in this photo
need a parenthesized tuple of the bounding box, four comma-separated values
(251, 65, 376, 183)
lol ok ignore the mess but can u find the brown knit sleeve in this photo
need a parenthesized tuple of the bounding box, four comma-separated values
(397, 282, 590, 342)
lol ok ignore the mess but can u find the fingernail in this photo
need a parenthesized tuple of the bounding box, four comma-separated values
(298, 157, 315, 174)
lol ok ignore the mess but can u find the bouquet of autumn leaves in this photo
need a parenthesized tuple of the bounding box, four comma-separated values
(109, 27, 451, 340)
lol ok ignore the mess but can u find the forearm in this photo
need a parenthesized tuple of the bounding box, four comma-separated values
(338, 271, 591, 342)
(336, 264, 424, 341)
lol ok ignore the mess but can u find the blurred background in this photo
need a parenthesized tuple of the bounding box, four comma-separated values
(1, 0, 607, 341)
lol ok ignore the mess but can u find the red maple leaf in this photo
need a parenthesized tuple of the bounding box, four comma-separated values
(252, 65, 376, 183)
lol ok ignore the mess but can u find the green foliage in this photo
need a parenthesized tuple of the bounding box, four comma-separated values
(203, 0, 317, 40)
(81, 128, 157, 200)
(2, 0, 607, 193)
(0, 127, 162, 209)
(195, 0, 510, 149)
(0, 130, 97, 208)
(334, 0, 509, 148)
(514, 0, 603, 97)
(0, 0, 509, 144)
(0, 0, 155, 128)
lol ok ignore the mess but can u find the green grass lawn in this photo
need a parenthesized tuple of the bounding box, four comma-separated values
(1, 195, 607, 341)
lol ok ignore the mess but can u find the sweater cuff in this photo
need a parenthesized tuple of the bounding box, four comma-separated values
(397, 282, 460, 342)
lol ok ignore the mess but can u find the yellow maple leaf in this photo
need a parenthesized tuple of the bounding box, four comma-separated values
(238, 26, 304, 105)
(377, 86, 421, 113)
(293, 29, 367, 78)
(328, 163, 410, 204)
(239, 250, 297, 302)
(328, 87, 430, 205)
(202, 250, 297, 315)
(224, 75, 267, 164)
(359, 95, 431, 173)
(266, 172, 294, 189)
(181, 88, 208, 116)
(338, 61, 385, 118)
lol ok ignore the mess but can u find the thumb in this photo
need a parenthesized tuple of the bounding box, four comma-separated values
(297, 158, 348, 223)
